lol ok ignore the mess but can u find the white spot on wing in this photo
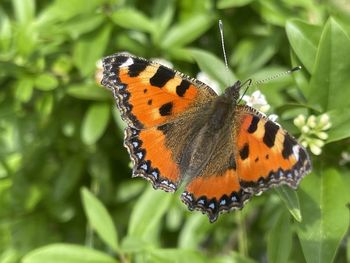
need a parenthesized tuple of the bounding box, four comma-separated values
(292, 145, 300, 161)
(136, 152, 143, 159)
(120, 57, 134, 68)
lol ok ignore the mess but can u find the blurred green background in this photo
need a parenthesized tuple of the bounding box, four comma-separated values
(1, 0, 350, 262)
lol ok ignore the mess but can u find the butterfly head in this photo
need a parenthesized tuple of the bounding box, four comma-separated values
(224, 80, 242, 102)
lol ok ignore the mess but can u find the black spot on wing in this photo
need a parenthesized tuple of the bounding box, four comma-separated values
(159, 102, 173, 116)
(282, 133, 296, 159)
(263, 121, 279, 148)
(147, 99, 152, 105)
(239, 143, 249, 160)
(248, 115, 259, 133)
(128, 62, 148, 77)
(176, 80, 191, 97)
(150, 65, 175, 87)
(114, 55, 128, 65)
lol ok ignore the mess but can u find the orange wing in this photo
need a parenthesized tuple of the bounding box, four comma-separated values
(181, 168, 252, 222)
(102, 53, 217, 129)
(235, 105, 311, 194)
(181, 105, 311, 222)
(101, 53, 217, 191)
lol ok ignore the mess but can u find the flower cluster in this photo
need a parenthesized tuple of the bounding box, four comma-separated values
(293, 114, 331, 155)
(241, 90, 278, 121)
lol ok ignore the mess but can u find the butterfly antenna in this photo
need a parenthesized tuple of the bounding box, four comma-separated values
(238, 79, 252, 103)
(219, 20, 230, 86)
(254, 66, 302, 86)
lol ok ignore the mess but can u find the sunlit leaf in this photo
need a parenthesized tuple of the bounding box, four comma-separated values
(81, 188, 119, 252)
(81, 103, 110, 145)
(22, 244, 117, 263)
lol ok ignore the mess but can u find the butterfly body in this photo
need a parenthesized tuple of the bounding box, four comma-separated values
(101, 53, 311, 222)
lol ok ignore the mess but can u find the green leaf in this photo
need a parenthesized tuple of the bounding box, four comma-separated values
(66, 83, 111, 101)
(73, 25, 111, 76)
(178, 214, 211, 249)
(53, 156, 84, 201)
(111, 8, 155, 33)
(217, 0, 254, 9)
(151, 0, 175, 43)
(326, 108, 350, 143)
(297, 169, 350, 263)
(34, 73, 58, 91)
(233, 34, 280, 76)
(12, 0, 35, 24)
(81, 188, 119, 252)
(22, 244, 117, 263)
(275, 186, 302, 222)
(286, 19, 322, 73)
(128, 186, 172, 240)
(15, 77, 34, 102)
(308, 18, 350, 111)
(267, 211, 292, 263)
(120, 236, 153, 253)
(189, 48, 236, 90)
(161, 14, 215, 48)
(81, 103, 110, 145)
(149, 249, 205, 263)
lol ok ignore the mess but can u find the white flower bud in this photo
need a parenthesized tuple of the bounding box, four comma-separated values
(307, 115, 317, 128)
(301, 140, 308, 148)
(310, 144, 322, 155)
(259, 104, 270, 113)
(312, 138, 325, 147)
(293, 114, 305, 127)
(319, 114, 330, 126)
(321, 122, 332, 130)
(301, 125, 310, 133)
(316, 131, 328, 140)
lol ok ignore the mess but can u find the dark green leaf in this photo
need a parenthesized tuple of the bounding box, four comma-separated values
(275, 186, 302, 222)
(326, 108, 350, 143)
(286, 19, 322, 73)
(297, 169, 349, 263)
(267, 211, 292, 263)
(308, 18, 350, 111)
(81, 187, 119, 252)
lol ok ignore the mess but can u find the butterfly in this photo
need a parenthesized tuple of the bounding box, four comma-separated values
(101, 52, 312, 222)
